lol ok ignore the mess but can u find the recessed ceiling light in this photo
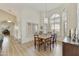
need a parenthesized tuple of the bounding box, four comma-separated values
(8, 21, 12, 22)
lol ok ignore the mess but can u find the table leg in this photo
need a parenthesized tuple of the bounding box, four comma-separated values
(34, 38, 36, 49)
(44, 41, 46, 51)
(50, 40, 51, 51)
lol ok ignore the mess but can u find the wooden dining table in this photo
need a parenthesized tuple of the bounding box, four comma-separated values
(34, 34, 52, 51)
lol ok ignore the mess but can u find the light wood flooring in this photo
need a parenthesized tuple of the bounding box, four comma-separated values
(0, 36, 62, 56)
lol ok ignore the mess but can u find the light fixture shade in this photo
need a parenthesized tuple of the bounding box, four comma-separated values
(44, 18, 48, 24)
(8, 21, 12, 22)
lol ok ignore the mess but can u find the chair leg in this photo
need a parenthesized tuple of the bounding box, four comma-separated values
(55, 39, 57, 45)
(52, 41, 54, 48)
(44, 43, 46, 51)
(34, 39, 36, 49)
(50, 40, 51, 51)
(38, 43, 40, 51)
(50, 43, 51, 51)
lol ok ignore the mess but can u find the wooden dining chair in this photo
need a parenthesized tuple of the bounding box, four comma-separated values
(51, 33, 57, 47)
(54, 33, 57, 43)
(45, 37, 51, 51)
(37, 37, 45, 51)
(34, 35, 45, 51)
(51, 34, 55, 47)
(34, 34, 38, 48)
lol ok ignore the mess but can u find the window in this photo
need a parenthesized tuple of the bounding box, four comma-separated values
(55, 24, 60, 30)
(43, 24, 48, 34)
(32, 24, 38, 34)
(27, 23, 38, 35)
(51, 24, 54, 30)
(32, 24, 38, 33)
(50, 13, 60, 36)
(43, 18, 48, 34)
(44, 18, 48, 24)
(51, 13, 60, 19)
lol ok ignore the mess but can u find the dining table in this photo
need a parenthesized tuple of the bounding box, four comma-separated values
(34, 34, 52, 51)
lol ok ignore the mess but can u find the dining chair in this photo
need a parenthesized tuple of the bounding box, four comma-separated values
(34, 35, 45, 51)
(34, 34, 38, 48)
(51, 34, 55, 47)
(54, 33, 57, 43)
(45, 37, 51, 51)
(37, 37, 45, 51)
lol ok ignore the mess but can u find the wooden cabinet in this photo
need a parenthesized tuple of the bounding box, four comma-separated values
(63, 42, 79, 56)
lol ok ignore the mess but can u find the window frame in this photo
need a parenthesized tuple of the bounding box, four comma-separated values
(50, 13, 61, 36)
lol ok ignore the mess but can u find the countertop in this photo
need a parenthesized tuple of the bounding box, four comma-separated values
(62, 37, 79, 45)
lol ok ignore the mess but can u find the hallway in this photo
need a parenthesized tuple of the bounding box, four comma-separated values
(0, 36, 62, 56)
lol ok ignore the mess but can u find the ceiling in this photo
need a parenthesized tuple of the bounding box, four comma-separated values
(21, 3, 63, 12)
(0, 3, 63, 11)
(0, 3, 63, 15)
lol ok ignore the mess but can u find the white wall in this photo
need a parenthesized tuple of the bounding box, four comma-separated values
(19, 7, 40, 43)
(77, 4, 79, 32)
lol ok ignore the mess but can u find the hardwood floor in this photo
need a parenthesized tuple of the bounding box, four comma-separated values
(0, 36, 62, 56)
